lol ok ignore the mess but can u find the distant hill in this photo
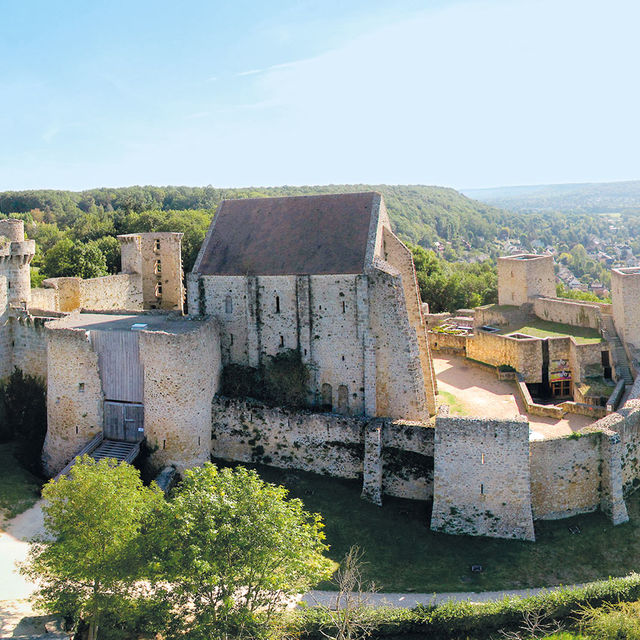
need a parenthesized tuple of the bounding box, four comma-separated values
(463, 180, 640, 214)
(0, 183, 510, 251)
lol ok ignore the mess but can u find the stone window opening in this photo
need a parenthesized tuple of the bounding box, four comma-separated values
(155, 282, 163, 298)
(78, 382, 85, 393)
(198, 436, 201, 446)
(480, 483, 484, 495)
(321, 383, 333, 410)
(341, 355, 345, 361)
(275, 295, 280, 313)
(163, 439, 166, 450)
(154, 239, 161, 252)
(225, 295, 233, 314)
(481, 453, 485, 464)
(342, 300, 346, 313)
(75, 426, 78, 434)
(279, 335, 284, 347)
(230, 333, 234, 345)
(154, 259, 162, 275)
(337, 384, 349, 414)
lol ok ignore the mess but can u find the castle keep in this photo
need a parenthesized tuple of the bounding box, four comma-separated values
(3, 193, 640, 542)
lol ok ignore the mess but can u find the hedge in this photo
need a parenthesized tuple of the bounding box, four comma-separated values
(289, 574, 640, 640)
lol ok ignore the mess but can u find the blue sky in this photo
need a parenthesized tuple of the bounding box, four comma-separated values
(1, 0, 639, 191)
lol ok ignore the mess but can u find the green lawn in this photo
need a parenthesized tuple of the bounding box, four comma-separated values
(500, 318, 603, 344)
(0, 442, 42, 524)
(239, 463, 640, 592)
(437, 391, 468, 416)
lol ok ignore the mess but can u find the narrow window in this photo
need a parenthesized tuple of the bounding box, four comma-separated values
(480, 483, 484, 495)
(154, 239, 161, 251)
(198, 436, 201, 446)
(163, 439, 166, 450)
(481, 453, 485, 464)
(304, 348, 307, 356)
(154, 259, 162, 275)
(279, 335, 284, 347)
(155, 282, 163, 298)
(75, 426, 79, 434)
(275, 295, 280, 313)
(341, 355, 345, 361)
(321, 383, 333, 410)
(337, 385, 349, 414)
(342, 300, 346, 313)
(225, 295, 233, 314)
(230, 333, 234, 345)
(78, 382, 85, 393)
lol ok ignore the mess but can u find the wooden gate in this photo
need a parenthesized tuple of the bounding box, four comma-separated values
(104, 401, 145, 442)
(90, 330, 145, 442)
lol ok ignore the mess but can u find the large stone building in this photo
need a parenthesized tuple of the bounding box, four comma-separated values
(187, 192, 437, 420)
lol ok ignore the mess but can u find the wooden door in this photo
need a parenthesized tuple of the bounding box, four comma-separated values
(104, 401, 144, 442)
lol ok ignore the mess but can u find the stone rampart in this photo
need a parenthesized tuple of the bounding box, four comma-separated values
(428, 331, 467, 354)
(10, 314, 50, 381)
(210, 396, 435, 502)
(431, 415, 535, 541)
(533, 297, 601, 329)
(0, 277, 10, 380)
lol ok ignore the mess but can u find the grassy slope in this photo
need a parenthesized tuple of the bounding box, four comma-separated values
(247, 463, 640, 593)
(0, 442, 41, 524)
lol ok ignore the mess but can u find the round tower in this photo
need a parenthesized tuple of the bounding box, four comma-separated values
(0, 219, 35, 307)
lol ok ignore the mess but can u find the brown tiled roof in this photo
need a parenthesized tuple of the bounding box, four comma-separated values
(197, 192, 378, 276)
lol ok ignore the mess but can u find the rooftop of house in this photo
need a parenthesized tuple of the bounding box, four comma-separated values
(194, 192, 380, 276)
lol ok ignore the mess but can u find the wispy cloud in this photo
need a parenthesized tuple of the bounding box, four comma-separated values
(42, 126, 61, 143)
(235, 68, 263, 77)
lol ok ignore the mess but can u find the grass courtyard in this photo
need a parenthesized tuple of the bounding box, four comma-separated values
(250, 464, 640, 593)
(498, 318, 603, 344)
(0, 442, 42, 524)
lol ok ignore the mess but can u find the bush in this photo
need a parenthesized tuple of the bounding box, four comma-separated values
(289, 574, 640, 640)
(220, 348, 310, 408)
(0, 368, 47, 475)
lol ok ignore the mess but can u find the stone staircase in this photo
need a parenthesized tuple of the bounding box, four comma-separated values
(601, 315, 634, 385)
(54, 433, 141, 480)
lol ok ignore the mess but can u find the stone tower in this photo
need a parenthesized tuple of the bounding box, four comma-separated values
(118, 232, 184, 312)
(497, 254, 555, 306)
(611, 267, 640, 349)
(0, 219, 35, 307)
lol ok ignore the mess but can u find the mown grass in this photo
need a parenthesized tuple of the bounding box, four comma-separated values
(500, 318, 603, 344)
(437, 390, 468, 416)
(0, 442, 42, 524)
(241, 463, 640, 592)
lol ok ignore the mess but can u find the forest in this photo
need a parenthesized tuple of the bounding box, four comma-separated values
(0, 183, 635, 312)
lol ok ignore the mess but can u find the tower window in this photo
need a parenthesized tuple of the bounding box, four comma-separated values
(481, 453, 485, 464)
(279, 335, 284, 347)
(155, 282, 163, 298)
(480, 483, 484, 495)
(275, 295, 280, 313)
(342, 301, 346, 313)
(225, 295, 233, 314)
(154, 259, 162, 275)
(154, 239, 161, 251)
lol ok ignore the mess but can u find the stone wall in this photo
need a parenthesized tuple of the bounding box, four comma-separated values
(10, 314, 50, 381)
(611, 267, 640, 349)
(533, 297, 601, 329)
(466, 330, 543, 382)
(497, 254, 556, 306)
(211, 396, 435, 501)
(0, 277, 10, 380)
(530, 433, 602, 519)
(431, 415, 535, 541)
(42, 325, 103, 476)
(140, 318, 220, 471)
(38, 274, 143, 313)
(369, 264, 430, 420)
(428, 331, 467, 354)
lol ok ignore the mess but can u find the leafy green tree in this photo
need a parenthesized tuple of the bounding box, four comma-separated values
(162, 463, 334, 639)
(90, 236, 121, 274)
(42, 238, 108, 279)
(21, 457, 165, 640)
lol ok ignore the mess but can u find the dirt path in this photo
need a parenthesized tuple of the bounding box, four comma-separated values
(0, 501, 45, 634)
(434, 355, 594, 439)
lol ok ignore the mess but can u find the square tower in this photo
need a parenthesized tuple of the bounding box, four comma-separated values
(118, 232, 184, 312)
(497, 254, 555, 306)
(611, 267, 640, 349)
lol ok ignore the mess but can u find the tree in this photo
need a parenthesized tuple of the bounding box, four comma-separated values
(42, 237, 108, 279)
(163, 463, 335, 639)
(21, 457, 165, 640)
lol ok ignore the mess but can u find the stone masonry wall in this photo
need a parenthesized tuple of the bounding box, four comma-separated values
(139, 318, 220, 472)
(431, 415, 535, 541)
(30, 287, 59, 312)
(10, 314, 50, 381)
(369, 265, 429, 420)
(466, 330, 543, 382)
(530, 433, 602, 519)
(0, 277, 10, 380)
(42, 326, 103, 476)
(498, 255, 555, 306)
(211, 396, 435, 501)
(611, 268, 640, 349)
(533, 297, 601, 329)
